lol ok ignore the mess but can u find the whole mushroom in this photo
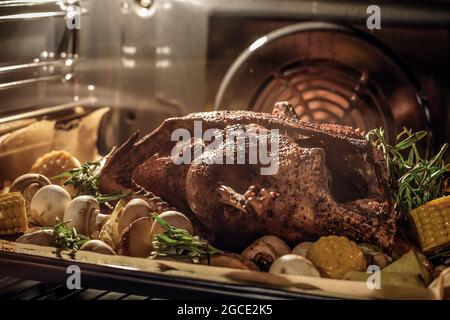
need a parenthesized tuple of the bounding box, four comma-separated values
(79, 240, 116, 255)
(30, 185, 72, 227)
(241, 235, 291, 271)
(16, 229, 54, 247)
(118, 198, 151, 234)
(10, 173, 51, 205)
(150, 211, 193, 242)
(292, 241, 314, 257)
(63, 196, 108, 238)
(269, 254, 321, 277)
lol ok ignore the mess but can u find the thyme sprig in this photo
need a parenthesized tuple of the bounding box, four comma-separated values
(366, 128, 450, 218)
(43, 219, 89, 250)
(150, 214, 222, 264)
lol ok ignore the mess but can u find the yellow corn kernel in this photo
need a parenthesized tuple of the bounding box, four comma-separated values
(0, 192, 28, 235)
(410, 195, 450, 253)
(31, 150, 80, 182)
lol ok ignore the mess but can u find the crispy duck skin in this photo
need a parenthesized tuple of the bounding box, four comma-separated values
(99, 102, 396, 249)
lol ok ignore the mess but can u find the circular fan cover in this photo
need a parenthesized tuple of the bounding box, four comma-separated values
(215, 23, 431, 144)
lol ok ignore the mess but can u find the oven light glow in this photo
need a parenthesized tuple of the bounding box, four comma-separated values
(163, 2, 173, 10)
(249, 36, 268, 52)
(156, 60, 171, 68)
(122, 46, 137, 55)
(65, 59, 74, 67)
(156, 46, 171, 55)
(122, 57, 136, 68)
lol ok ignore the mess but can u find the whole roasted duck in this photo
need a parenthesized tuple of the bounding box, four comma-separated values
(99, 102, 396, 249)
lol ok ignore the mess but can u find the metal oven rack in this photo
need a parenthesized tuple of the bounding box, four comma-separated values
(0, 251, 332, 300)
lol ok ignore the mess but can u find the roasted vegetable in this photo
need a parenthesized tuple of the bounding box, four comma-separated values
(63, 196, 108, 239)
(79, 239, 116, 255)
(269, 254, 321, 277)
(307, 236, 367, 279)
(30, 185, 71, 227)
(344, 271, 425, 288)
(118, 198, 151, 234)
(16, 229, 54, 246)
(409, 195, 450, 254)
(31, 150, 81, 179)
(0, 192, 28, 235)
(151, 214, 222, 263)
(98, 199, 127, 250)
(9, 173, 51, 204)
(382, 249, 432, 286)
(118, 217, 153, 258)
(31, 150, 81, 195)
(241, 235, 291, 271)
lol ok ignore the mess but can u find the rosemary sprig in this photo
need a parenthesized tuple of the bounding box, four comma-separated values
(43, 219, 89, 250)
(150, 214, 222, 264)
(53, 160, 101, 196)
(366, 128, 450, 218)
(52, 158, 130, 204)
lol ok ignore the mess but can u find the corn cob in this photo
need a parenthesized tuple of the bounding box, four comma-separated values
(0, 192, 28, 235)
(410, 195, 450, 253)
(31, 150, 80, 183)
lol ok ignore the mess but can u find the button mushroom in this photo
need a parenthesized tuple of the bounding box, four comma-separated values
(291, 241, 314, 257)
(117, 198, 151, 235)
(10, 173, 51, 207)
(269, 254, 321, 277)
(79, 239, 116, 255)
(241, 235, 291, 271)
(149, 211, 194, 243)
(118, 217, 153, 258)
(16, 229, 54, 247)
(30, 185, 72, 227)
(63, 196, 108, 239)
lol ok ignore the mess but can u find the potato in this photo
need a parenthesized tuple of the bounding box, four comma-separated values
(344, 271, 425, 288)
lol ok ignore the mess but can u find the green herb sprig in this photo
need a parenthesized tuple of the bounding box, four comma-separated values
(366, 128, 450, 218)
(150, 214, 222, 264)
(44, 219, 89, 250)
(52, 158, 130, 204)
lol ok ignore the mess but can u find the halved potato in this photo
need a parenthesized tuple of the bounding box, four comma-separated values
(117, 217, 153, 258)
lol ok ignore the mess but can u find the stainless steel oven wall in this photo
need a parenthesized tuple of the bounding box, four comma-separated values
(1, 1, 449, 148)
(90, 0, 449, 146)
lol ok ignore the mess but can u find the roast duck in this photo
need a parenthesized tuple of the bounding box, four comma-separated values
(99, 102, 396, 250)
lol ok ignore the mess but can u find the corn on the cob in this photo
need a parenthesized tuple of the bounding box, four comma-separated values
(0, 192, 28, 235)
(410, 195, 450, 253)
(31, 150, 80, 182)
